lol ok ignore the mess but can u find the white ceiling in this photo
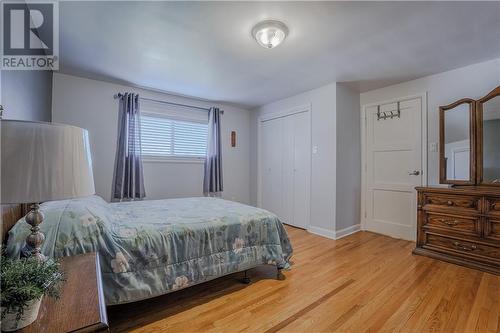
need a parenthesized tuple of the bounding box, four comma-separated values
(59, 1, 500, 108)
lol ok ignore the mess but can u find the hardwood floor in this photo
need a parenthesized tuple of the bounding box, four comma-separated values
(108, 226, 500, 333)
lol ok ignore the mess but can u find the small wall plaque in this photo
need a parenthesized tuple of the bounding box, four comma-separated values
(231, 131, 236, 147)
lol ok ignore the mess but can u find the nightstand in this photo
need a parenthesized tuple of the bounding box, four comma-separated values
(18, 253, 108, 333)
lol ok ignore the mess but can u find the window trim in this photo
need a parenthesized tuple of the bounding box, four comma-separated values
(142, 155, 205, 164)
(142, 110, 207, 124)
(140, 111, 208, 163)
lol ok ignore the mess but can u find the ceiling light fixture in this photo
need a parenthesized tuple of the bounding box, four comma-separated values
(252, 20, 289, 49)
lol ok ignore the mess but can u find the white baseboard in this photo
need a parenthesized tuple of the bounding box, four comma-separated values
(307, 224, 361, 240)
(334, 224, 361, 239)
(307, 226, 337, 239)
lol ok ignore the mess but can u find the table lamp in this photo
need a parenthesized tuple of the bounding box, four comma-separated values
(1, 120, 95, 261)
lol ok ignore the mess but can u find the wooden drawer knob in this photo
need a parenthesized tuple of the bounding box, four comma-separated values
(447, 201, 454, 206)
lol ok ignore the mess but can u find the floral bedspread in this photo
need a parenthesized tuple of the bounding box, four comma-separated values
(6, 196, 293, 305)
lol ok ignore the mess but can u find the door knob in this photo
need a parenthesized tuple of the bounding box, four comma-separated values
(408, 170, 420, 176)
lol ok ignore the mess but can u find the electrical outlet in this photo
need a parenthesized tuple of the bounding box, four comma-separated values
(312, 146, 318, 154)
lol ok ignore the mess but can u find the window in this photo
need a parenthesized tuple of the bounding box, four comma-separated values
(140, 114, 208, 160)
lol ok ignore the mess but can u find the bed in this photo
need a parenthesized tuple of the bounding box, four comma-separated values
(5, 195, 293, 305)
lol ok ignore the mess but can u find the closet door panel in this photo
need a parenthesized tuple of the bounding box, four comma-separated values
(260, 110, 310, 229)
(281, 115, 295, 226)
(261, 118, 283, 218)
(292, 112, 310, 229)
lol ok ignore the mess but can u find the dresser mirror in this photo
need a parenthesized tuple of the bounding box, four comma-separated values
(477, 86, 500, 185)
(439, 99, 475, 185)
(438, 86, 500, 186)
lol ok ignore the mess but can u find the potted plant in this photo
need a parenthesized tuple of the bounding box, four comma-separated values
(1, 255, 64, 331)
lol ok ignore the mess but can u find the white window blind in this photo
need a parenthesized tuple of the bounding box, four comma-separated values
(141, 114, 208, 159)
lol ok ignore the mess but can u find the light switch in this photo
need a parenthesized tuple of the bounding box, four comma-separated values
(429, 142, 438, 152)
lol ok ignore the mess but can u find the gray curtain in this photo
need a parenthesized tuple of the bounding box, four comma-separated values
(203, 107, 223, 196)
(112, 93, 146, 201)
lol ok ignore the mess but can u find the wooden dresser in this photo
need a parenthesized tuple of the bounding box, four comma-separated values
(414, 186, 500, 275)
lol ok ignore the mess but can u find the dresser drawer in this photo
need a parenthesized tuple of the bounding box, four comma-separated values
(422, 194, 480, 214)
(486, 198, 500, 217)
(423, 213, 480, 237)
(485, 218, 500, 242)
(424, 233, 500, 264)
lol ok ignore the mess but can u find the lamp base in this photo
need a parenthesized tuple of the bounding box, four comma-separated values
(21, 203, 46, 262)
(20, 244, 46, 262)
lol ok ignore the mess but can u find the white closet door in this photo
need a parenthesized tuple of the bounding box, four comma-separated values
(281, 115, 295, 226)
(261, 118, 283, 218)
(260, 110, 310, 229)
(291, 111, 310, 229)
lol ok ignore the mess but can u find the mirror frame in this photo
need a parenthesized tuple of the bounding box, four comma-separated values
(439, 98, 476, 185)
(476, 86, 500, 186)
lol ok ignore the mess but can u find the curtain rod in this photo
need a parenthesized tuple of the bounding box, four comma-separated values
(113, 94, 224, 114)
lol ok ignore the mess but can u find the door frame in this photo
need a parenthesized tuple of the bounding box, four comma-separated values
(360, 93, 428, 235)
(257, 104, 312, 229)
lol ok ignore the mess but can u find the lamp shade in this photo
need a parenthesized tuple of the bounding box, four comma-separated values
(1, 120, 95, 204)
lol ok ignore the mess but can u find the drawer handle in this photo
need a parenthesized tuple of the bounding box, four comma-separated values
(446, 201, 454, 206)
(453, 241, 477, 252)
(439, 219, 460, 226)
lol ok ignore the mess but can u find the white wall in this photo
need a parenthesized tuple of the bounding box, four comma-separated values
(360, 58, 500, 185)
(336, 84, 361, 231)
(251, 82, 338, 235)
(1, 71, 53, 121)
(52, 73, 251, 204)
(444, 103, 470, 144)
(483, 119, 500, 182)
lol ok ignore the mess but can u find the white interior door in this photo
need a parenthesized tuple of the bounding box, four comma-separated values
(261, 118, 283, 218)
(282, 115, 295, 226)
(260, 109, 310, 229)
(291, 111, 310, 229)
(365, 98, 423, 240)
